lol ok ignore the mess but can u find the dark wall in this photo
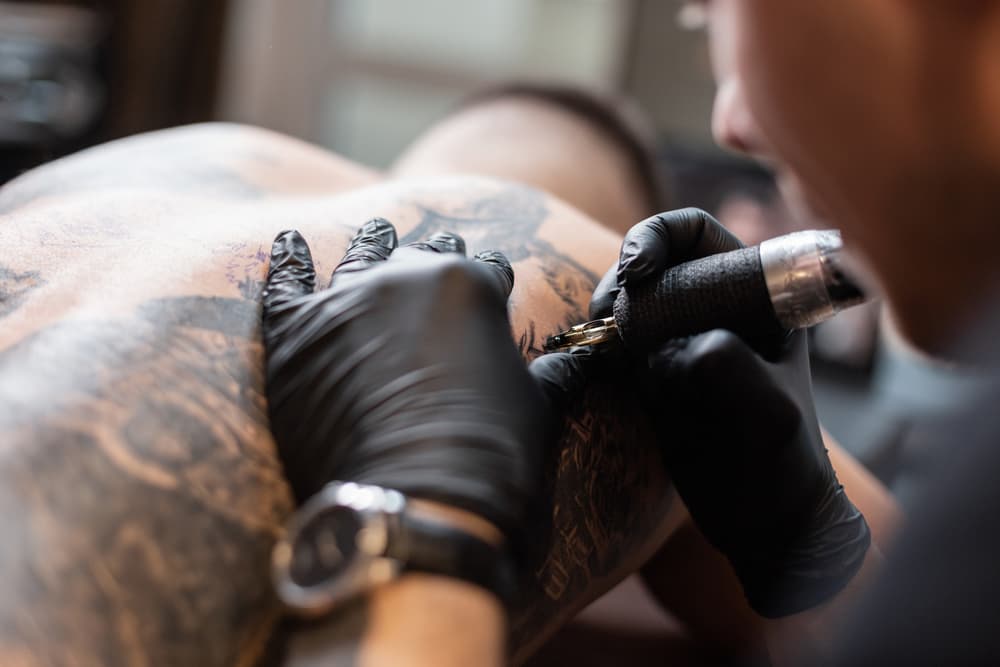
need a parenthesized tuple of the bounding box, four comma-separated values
(0, 0, 230, 182)
(93, 0, 231, 139)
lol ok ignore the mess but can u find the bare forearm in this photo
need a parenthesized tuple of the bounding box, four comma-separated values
(285, 577, 505, 667)
(765, 548, 885, 667)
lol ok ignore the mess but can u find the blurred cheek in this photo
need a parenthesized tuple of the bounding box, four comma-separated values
(776, 174, 832, 229)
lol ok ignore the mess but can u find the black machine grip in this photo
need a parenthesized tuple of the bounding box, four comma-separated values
(612, 246, 787, 351)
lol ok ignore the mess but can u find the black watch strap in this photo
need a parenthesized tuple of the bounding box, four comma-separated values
(389, 511, 516, 608)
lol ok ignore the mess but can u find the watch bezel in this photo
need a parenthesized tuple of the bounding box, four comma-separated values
(272, 482, 406, 617)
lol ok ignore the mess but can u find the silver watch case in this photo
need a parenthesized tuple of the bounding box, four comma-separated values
(272, 482, 407, 617)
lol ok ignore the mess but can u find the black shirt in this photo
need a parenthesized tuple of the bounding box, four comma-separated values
(834, 324, 1000, 666)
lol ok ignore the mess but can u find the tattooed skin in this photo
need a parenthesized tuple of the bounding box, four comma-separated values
(0, 124, 676, 666)
(400, 188, 599, 354)
(510, 379, 667, 661)
(0, 266, 45, 319)
(0, 297, 285, 667)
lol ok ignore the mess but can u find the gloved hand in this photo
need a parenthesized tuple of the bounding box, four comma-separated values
(262, 218, 590, 546)
(592, 208, 871, 618)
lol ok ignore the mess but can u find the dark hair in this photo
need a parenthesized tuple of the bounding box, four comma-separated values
(458, 83, 670, 214)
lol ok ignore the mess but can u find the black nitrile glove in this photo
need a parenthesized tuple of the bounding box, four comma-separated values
(589, 207, 747, 322)
(592, 209, 871, 618)
(262, 218, 590, 545)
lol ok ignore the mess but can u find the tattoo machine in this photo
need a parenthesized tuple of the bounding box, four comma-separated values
(545, 230, 870, 352)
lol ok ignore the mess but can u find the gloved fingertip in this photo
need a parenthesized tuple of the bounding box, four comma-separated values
(264, 229, 316, 311)
(356, 218, 399, 250)
(616, 219, 666, 286)
(474, 250, 515, 298)
(474, 249, 510, 264)
(271, 229, 306, 258)
(269, 229, 314, 273)
(427, 231, 467, 255)
(405, 230, 467, 255)
(331, 218, 399, 281)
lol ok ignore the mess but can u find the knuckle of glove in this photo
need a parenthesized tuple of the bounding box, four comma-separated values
(670, 330, 805, 439)
(702, 216, 744, 252)
(673, 206, 713, 228)
(672, 207, 742, 255)
(666, 207, 712, 243)
(623, 215, 670, 257)
(435, 259, 509, 310)
(676, 330, 749, 383)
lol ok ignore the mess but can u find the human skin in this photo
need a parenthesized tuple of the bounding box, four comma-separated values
(655, 0, 1000, 658)
(0, 79, 905, 663)
(0, 123, 681, 666)
(698, 0, 1000, 355)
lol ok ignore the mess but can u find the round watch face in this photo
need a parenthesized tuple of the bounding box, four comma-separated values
(289, 505, 363, 587)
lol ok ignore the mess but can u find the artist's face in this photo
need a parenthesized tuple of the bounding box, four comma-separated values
(689, 0, 932, 285)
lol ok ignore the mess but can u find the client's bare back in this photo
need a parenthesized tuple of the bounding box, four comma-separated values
(0, 124, 676, 666)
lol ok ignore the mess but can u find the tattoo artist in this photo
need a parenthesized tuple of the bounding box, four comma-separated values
(262, 1, 1000, 665)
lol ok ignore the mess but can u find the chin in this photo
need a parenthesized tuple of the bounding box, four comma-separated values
(776, 173, 832, 230)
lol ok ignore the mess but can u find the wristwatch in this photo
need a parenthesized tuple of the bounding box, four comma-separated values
(272, 482, 515, 617)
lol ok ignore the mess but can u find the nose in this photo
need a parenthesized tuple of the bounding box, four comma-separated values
(712, 78, 758, 156)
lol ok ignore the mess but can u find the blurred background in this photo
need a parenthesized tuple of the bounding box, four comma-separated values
(0, 1, 896, 664)
(0, 0, 739, 198)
